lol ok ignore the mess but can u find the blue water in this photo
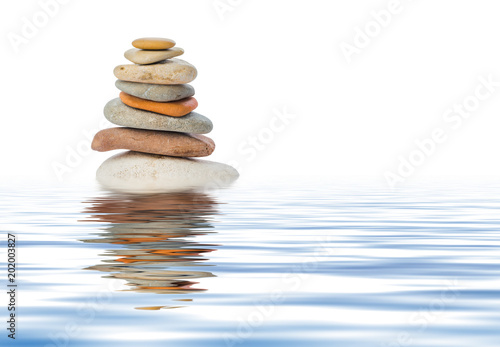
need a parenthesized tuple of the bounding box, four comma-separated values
(1, 181, 499, 347)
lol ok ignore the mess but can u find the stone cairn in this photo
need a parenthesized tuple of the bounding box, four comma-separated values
(91, 37, 238, 193)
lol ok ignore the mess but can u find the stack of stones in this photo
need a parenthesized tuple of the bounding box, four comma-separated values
(91, 37, 238, 193)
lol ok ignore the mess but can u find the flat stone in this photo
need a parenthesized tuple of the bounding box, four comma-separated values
(114, 59, 197, 85)
(119, 92, 198, 117)
(104, 98, 212, 134)
(124, 47, 184, 65)
(92, 127, 215, 157)
(96, 151, 239, 194)
(132, 37, 175, 50)
(115, 80, 195, 102)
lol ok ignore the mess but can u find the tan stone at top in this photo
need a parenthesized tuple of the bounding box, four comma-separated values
(132, 37, 175, 50)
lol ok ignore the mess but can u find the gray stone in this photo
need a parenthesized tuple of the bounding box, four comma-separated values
(96, 151, 239, 194)
(124, 47, 184, 65)
(114, 58, 197, 85)
(115, 80, 195, 102)
(104, 98, 213, 134)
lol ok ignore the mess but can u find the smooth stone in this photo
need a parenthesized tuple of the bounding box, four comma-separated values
(119, 92, 198, 117)
(96, 151, 239, 194)
(115, 80, 195, 102)
(124, 47, 184, 65)
(92, 127, 215, 157)
(114, 58, 197, 85)
(104, 98, 212, 134)
(132, 37, 175, 50)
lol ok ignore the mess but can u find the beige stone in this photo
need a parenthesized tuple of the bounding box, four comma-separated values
(96, 151, 239, 194)
(124, 47, 184, 65)
(114, 58, 197, 85)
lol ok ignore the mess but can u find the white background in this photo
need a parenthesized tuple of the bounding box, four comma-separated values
(1, 0, 500, 186)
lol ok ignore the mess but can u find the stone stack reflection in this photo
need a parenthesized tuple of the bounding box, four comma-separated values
(81, 192, 219, 309)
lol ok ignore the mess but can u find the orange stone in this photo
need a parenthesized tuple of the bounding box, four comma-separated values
(91, 127, 215, 157)
(132, 37, 175, 50)
(119, 92, 198, 117)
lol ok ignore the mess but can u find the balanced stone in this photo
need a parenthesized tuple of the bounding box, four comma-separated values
(119, 92, 198, 117)
(96, 151, 239, 194)
(114, 58, 196, 85)
(115, 80, 195, 102)
(132, 37, 175, 50)
(124, 47, 184, 65)
(92, 127, 215, 157)
(104, 98, 213, 134)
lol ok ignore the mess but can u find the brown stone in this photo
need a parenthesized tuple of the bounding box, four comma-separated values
(119, 92, 198, 117)
(91, 127, 215, 157)
(132, 37, 176, 50)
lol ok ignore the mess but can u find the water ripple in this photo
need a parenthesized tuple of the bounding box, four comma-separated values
(1, 182, 499, 346)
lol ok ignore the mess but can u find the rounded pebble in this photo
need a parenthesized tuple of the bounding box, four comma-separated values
(104, 98, 213, 134)
(115, 80, 195, 102)
(96, 151, 239, 194)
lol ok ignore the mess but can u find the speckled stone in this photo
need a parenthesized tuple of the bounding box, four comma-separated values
(96, 151, 239, 194)
(114, 59, 197, 85)
(119, 92, 198, 117)
(132, 37, 176, 50)
(91, 127, 215, 157)
(103, 98, 212, 134)
(115, 80, 195, 102)
(124, 47, 184, 65)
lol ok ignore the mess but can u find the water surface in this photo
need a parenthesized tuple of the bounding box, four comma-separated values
(1, 181, 499, 346)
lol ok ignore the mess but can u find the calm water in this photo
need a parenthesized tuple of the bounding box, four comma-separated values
(1, 180, 499, 347)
